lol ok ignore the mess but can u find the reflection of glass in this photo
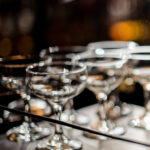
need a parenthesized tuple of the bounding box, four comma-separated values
(128, 46, 150, 130)
(26, 61, 87, 150)
(87, 41, 138, 117)
(74, 53, 126, 139)
(39, 46, 89, 125)
(0, 55, 51, 142)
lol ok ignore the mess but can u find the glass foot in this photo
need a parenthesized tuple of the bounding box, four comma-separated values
(61, 109, 89, 125)
(84, 120, 126, 140)
(36, 134, 82, 150)
(128, 112, 150, 130)
(7, 122, 51, 142)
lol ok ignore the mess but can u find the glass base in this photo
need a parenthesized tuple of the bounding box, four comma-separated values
(7, 122, 51, 142)
(84, 120, 126, 140)
(128, 112, 150, 130)
(61, 109, 89, 125)
(36, 134, 82, 150)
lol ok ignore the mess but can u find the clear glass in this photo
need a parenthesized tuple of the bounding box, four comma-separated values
(127, 46, 150, 130)
(74, 53, 127, 139)
(39, 46, 90, 125)
(26, 61, 87, 150)
(86, 41, 138, 117)
(0, 55, 51, 142)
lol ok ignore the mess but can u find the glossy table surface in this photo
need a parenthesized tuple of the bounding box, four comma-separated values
(0, 104, 150, 150)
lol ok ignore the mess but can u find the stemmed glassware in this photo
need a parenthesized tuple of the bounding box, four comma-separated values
(86, 41, 138, 117)
(127, 46, 150, 130)
(26, 60, 87, 150)
(39, 46, 89, 125)
(0, 55, 51, 142)
(74, 51, 127, 139)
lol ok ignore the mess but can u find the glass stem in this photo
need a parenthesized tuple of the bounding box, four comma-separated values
(98, 100, 107, 121)
(53, 103, 63, 134)
(69, 99, 75, 116)
(96, 92, 115, 130)
(21, 93, 32, 140)
(97, 92, 108, 121)
(21, 93, 32, 127)
(24, 98, 31, 122)
(113, 89, 122, 107)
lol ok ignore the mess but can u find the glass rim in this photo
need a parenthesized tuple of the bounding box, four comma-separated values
(127, 46, 150, 60)
(73, 55, 126, 68)
(87, 41, 138, 50)
(26, 61, 87, 76)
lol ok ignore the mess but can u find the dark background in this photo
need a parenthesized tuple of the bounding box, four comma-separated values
(0, 0, 150, 57)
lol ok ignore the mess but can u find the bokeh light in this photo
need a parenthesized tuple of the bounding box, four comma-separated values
(109, 20, 150, 41)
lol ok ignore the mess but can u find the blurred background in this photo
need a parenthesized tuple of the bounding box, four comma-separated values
(0, 0, 150, 57)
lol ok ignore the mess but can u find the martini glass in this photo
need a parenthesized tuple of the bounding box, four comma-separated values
(74, 52, 127, 139)
(86, 41, 138, 117)
(39, 46, 89, 125)
(127, 46, 150, 130)
(0, 55, 51, 142)
(26, 61, 87, 150)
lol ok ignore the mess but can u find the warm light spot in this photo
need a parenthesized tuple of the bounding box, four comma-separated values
(109, 20, 149, 41)
(87, 75, 103, 80)
(0, 38, 12, 57)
